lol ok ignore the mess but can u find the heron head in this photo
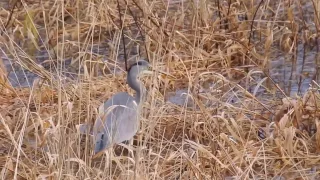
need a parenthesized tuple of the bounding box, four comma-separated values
(127, 59, 175, 103)
(127, 60, 152, 99)
(127, 59, 152, 78)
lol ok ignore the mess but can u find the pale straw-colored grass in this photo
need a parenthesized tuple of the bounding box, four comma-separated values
(0, 0, 319, 179)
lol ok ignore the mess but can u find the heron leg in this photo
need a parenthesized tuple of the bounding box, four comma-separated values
(128, 138, 134, 157)
(129, 138, 134, 146)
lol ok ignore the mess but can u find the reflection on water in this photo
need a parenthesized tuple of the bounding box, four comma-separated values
(270, 44, 319, 97)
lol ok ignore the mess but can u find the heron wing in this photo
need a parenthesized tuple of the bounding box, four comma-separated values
(93, 92, 138, 151)
(113, 104, 139, 143)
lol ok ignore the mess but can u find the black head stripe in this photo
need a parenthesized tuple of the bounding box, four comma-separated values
(127, 60, 149, 72)
(137, 61, 145, 66)
(127, 63, 137, 72)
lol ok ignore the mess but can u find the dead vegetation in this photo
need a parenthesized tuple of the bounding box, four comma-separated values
(0, 0, 319, 179)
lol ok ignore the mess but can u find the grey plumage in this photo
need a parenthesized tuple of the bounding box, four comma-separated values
(92, 92, 138, 153)
(80, 60, 152, 155)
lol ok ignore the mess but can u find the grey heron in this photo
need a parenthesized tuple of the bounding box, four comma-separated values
(78, 59, 153, 157)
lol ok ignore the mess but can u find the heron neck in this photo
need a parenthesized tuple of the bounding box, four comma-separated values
(127, 75, 146, 104)
(135, 85, 146, 104)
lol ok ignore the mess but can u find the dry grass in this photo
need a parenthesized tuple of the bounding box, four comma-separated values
(0, 0, 319, 179)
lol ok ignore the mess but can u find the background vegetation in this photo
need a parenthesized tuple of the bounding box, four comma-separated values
(0, 0, 319, 179)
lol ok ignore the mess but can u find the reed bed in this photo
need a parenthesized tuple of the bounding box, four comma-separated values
(0, 0, 319, 179)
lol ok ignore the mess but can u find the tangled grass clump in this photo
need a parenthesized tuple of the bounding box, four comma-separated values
(0, 0, 319, 179)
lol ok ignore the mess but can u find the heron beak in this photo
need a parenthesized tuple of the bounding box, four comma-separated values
(142, 70, 154, 75)
(141, 65, 176, 79)
(155, 69, 176, 79)
(148, 64, 176, 79)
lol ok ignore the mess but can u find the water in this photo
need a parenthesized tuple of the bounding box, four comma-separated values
(0, 0, 319, 104)
(270, 43, 319, 96)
